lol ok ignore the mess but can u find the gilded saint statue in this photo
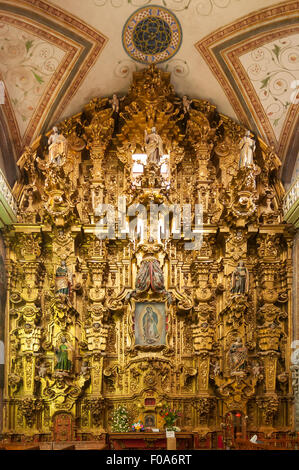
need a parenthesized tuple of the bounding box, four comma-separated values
(55, 260, 70, 296)
(48, 126, 67, 163)
(144, 127, 163, 165)
(239, 130, 256, 167)
(143, 306, 160, 345)
(55, 336, 72, 372)
(228, 337, 247, 374)
(231, 261, 249, 294)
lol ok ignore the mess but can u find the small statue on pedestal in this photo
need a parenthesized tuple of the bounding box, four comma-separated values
(228, 337, 247, 375)
(55, 336, 72, 372)
(144, 127, 164, 165)
(48, 126, 67, 164)
(231, 261, 249, 294)
(55, 260, 71, 296)
(239, 130, 256, 168)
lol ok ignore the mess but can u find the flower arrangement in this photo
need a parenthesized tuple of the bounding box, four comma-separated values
(132, 420, 144, 432)
(160, 404, 182, 431)
(111, 405, 131, 432)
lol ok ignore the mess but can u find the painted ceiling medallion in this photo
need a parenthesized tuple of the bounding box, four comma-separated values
(122, 6, 182, 64)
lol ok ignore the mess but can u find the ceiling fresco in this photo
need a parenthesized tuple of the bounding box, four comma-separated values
(0, 0, 297, 185)
(0, 0, 107, 182)
(195, 0, 298, 181)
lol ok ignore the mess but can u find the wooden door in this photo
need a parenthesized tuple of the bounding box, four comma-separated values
(53, 412, 74, 441)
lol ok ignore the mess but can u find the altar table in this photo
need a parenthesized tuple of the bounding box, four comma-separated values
(108, 432, 194, 450)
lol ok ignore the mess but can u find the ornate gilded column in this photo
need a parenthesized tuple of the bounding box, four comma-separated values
(84, 106, 114, 179)
(255, 233, 289, 430)
(192, 142, 214, 181)
(4, 231, 44, 431)
(80, 235, 109, 431)
(191, 259, 216, 430)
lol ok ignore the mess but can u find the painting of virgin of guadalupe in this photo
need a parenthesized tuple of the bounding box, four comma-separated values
(135, 302, 166, 347)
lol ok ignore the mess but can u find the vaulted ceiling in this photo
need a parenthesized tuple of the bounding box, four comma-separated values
(0, 0, 298, 186)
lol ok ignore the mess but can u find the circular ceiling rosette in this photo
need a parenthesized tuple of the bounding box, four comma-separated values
(122, 5, 182, 64)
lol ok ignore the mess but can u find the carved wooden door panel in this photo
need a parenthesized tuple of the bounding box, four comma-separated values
(53, 412, 74, 441)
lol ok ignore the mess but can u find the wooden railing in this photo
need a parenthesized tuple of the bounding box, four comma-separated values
(235, 438, 299, 450)
(0, 444, 41, 450)
(0, 441, 108, 451)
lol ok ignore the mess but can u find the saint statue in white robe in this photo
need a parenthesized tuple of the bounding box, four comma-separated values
(239, 130, 255, 168)
(144, 127, 163, 165)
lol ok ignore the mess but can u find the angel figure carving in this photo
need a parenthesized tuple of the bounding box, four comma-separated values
(182, 95, 192, 114)
(109, 94, 125, 113)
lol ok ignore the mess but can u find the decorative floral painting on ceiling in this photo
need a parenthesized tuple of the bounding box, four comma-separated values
(94, 0, 240, 15)
(0, 22, 66, 138)
(238, 35, 299, 142)
(0, 1, 106, 157)
(195, 1, 299, 162)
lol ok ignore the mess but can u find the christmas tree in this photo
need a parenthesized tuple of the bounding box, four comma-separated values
(111, 405, 130, 432)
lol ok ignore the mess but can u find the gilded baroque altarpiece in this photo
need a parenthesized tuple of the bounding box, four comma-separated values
(2, 65, 294, 440)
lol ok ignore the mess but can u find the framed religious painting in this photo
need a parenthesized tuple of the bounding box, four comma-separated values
(134, 302, 166, 348)
(144, 414, 156, 428)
